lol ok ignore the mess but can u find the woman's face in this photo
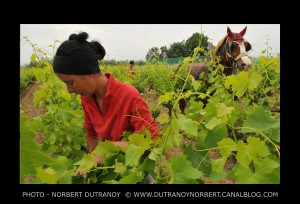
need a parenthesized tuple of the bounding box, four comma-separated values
(56, 73, 96, 97)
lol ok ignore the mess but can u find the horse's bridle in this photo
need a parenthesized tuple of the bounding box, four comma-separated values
(223, 35, 251, 73)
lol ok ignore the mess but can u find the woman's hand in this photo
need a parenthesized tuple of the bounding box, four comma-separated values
(95, 154, 104, 166)
(75, 168, 88, 178)
(113, 141, 128, 149)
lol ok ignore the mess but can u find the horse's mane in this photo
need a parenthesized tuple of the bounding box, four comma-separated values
(214, 34, 228, 56)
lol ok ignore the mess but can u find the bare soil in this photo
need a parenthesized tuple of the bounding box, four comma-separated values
(144, 86, 169, 116)
(20, 81, 45, 184)
(20, 81, 46, 118)
(20, 81, 46, 147)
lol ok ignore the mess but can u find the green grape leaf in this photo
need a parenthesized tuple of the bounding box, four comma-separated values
(233, 164, 258, 184)
(235, 71, 249, 98)
(247, 136, 270, 157)
(124, 144, 145, 167)
(50, 156, 75, 184)
(211, 138, 237, 173)
(264, 126, 280, 143)
(242, 106, 279, 132)
(248, 72, 263, 90)
(124, 144, 139, 165)
(58, 170, 74, 184)
(148, 147, 161, 161)
(51, 156, 72, 174)
(209, 171, 228, 182)
(204, 100, 217, 121)
(61, 90, 71, 101)
(128, 133, 152, 146)
(254, 157, 280, 175)
(183, 144, 211, 175)
(156, 113, 169, 124)
(224, 75, 238, 90)
(225, 72, 250, 97)
(166, 155, 203, 184)
(211, 158, 227, 173)
(170, 119, 184, 146)
(186, 99, 203, 119)
(236, 141, 249, 168)
(103, 180, 119, 184)
(197, 129, 208, 144)
(203, 124, 227, 148)
(20, 116, 53, 183)
(114, 161, 127, 176)
(256, 169, 280, 184)
(33, 89, 46, 105)
(236, 137, 270, 168)
(36, 167, 58, 184)
(158, 92, 173, 104)
(205, 117, 221, 130)
(217, 138, 237, 160)
(73, 154, 96, 173)
(101, 170, 119, 182)
(93, 141, 120, 156)
(160, 125, 182, 150)
(191, 77, 201, 91)
(118, 173, 143, 184)
(59, 109, 74, 123)
(177, 115, 198, 137)
(216, 103, 235, 118)
(138, 157, 156, 175)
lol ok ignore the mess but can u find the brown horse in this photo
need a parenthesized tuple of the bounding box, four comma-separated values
(174, 26, 252, 114)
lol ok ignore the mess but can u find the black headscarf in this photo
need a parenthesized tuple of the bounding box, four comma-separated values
(53, 55, 100, 75)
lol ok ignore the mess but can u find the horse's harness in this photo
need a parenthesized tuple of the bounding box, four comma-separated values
(222, 34, 251, 73)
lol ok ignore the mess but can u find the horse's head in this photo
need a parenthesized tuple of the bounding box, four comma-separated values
(216, 26, 252, 75)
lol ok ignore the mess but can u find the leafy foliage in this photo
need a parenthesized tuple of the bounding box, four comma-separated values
(20, 47, 280, 184)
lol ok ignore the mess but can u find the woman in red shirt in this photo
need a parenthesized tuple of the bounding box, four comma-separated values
(53, 32, 159, 169)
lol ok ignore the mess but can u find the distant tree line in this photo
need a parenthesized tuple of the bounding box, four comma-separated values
(100, 60, 146, 66)
(22, 33, 212, 69)
(22, 59, 147, 69)
(21, 37, 148, 69)
(145, 33, 211, 61)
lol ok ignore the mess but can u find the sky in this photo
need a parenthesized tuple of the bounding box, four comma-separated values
(20, 24, 280, 66)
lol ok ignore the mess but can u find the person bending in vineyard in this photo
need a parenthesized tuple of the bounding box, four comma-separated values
(52, 32, 159, 171)
(128, 60, 136, 80)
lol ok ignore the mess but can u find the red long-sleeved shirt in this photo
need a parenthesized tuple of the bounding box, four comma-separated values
(80, 73, 159, 141)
